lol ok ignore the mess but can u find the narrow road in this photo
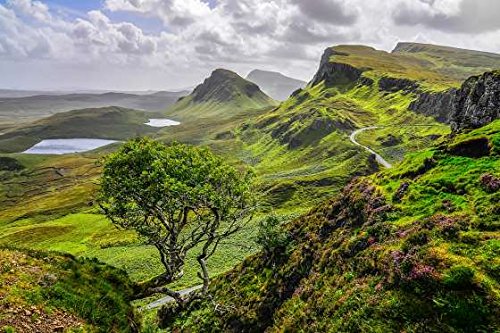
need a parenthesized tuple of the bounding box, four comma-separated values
(141, 285, 202, 311)
(350, 126, 392, 169)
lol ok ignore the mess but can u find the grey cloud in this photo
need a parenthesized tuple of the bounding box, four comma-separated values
(282, 20, 353, 44)
(291, 0, 358, 25)
(393, 0, 500, 33)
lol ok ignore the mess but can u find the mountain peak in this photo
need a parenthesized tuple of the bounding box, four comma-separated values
(190, 68, 266, 103)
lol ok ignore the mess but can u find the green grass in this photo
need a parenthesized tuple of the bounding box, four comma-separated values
(168, 120, 500, 332)
(1, 43, 498, 331)
(0, 248, 137, 332)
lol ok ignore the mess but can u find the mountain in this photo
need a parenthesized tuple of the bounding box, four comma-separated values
(246, 69, 306, 101)
(0, 90, 188, 126)
(2, 42, 500, 332)
(0, 106, 161, 153)
(165, 69, 277, 121)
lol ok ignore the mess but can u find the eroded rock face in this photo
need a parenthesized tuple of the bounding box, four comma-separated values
(409, 89, 456, 123)
(310, 48, 362, 87)
(409, 71, 500, 129)
(379, 77, 419, 93)
(450, 71, 500, 131)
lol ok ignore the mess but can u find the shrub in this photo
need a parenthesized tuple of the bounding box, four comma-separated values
(443, 265, 475, 290)
(255, 215, 293, 255)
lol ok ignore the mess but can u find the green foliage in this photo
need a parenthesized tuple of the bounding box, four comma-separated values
(443, 266, 475, 290)
(255, 215, 293, 254)
(169, 120, 500, 332)
(98, 137, 255, 291)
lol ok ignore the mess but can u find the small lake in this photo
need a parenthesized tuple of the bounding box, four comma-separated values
(145, 119, 181, 127)
(23, 138, 118, 155)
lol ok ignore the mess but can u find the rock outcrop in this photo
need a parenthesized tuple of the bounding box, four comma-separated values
(379, 77, 419, 93)
(409, 71, 500, 129)
(310, 48, 362, 87)
(450, 71, 500, 131)
(409, 89, 456, 123)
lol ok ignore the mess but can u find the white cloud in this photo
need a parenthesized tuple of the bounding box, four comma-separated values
(0, 0, 499, 90)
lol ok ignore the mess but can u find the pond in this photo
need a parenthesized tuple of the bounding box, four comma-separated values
(145, 119, 181, 127)
(23, 138, 118, 155)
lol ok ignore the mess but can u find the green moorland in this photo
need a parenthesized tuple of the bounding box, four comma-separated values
(0, 43, 499, 331)
(392, 42, 500, 81)
(169, 119, 500, 332)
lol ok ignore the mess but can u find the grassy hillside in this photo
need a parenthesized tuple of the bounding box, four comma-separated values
(0, 248, 136, 332)
(0, 90, 187, 127)
(169, 119, 500, 332)
(0, 106, 162, 153)
(1, 44, 498, 332)
(165, 69, 277, 121)
(0, 152, 271, 290)
(393, 42, 500, 81)
(213, 44, 455, 209)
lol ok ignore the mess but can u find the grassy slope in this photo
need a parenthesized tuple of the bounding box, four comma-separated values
(171, 120, 500, 332)
(0, 106, 162, 153)
(393, 42, 500, 81)
(0, 44, 497, 326)
(0, 248, 136, 332)
(0, 152, 270, 289)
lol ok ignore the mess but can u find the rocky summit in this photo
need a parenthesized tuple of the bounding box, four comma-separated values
(191, 69, 269, 104)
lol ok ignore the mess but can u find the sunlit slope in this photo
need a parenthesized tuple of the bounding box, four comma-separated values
(171, 120, 500, 332)
(393, 42, 500, 81)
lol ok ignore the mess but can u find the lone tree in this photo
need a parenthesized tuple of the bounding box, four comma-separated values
(97, 138, 254, 306)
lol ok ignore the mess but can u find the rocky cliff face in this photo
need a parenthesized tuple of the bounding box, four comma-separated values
(379, 77, 419, 93)
(450, 71, 500, 131)
(409, 89, 456, 123)
(310, 48, 362, 87)
(409, 71, 500, 129)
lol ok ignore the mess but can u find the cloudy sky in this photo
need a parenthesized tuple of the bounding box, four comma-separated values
(1, 0, 500, 91)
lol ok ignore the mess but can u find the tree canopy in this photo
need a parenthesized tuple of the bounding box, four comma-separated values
(97, 138, 255, 304)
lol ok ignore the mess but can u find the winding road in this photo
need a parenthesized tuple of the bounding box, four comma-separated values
(349, 126, 392, 169)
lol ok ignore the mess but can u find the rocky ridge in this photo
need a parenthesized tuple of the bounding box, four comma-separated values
(450, 70, 500, 131)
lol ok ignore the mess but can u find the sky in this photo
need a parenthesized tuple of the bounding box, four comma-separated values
(1, 0, 500, 91)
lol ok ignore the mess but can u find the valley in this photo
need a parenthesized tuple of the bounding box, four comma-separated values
(0, 41, 499, 332)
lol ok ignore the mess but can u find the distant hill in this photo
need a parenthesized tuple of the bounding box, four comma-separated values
(0, 90, 188, 125)
(392, 42, 500, 81)
(0, 106, 161, 153)
(246, 69, 306, 101)
(166, 69, 277, 120)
